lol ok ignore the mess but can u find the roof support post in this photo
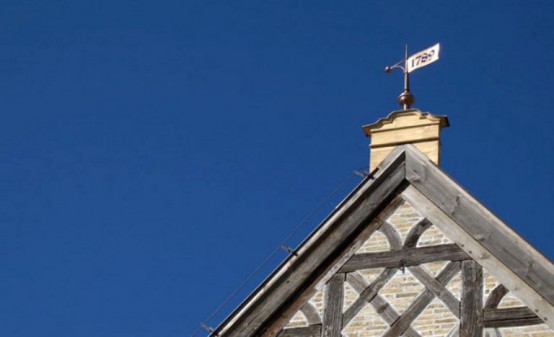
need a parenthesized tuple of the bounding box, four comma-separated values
(461, 260, 484, 337)
(322, 273, 345, 337)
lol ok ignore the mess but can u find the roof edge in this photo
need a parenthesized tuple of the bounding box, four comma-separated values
(213, 147, 409, 337)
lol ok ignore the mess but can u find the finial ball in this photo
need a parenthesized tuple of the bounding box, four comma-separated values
(397, 90, 415, 109)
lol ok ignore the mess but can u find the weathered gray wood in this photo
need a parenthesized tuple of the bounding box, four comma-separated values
(401, 185, 554, 328)
(371, 294, 423, 337)
(404, 145, 554, 306)
(218, 152, 407, 337)
(382, 261, 461, 337)
(379, 221, 402, 250)
(322, 274, 344, 337)
(346, 272, 422, 337)
(460, 261, 483, 337)
(409, 265, 460, 317)
(484, 285, 508, 309)
(403, 218, 432, 248)
(345, 272, 368, 293)
(343, 268, 397, 325)
(277, 325, 321, 337)
(484, 307, 543, 328)
(386, 291, 436, 337)
(484, 307, 536, 321)
(300, 301, 322, 325)
(486, 316, 544, 328)
(340, 244, 469, 272)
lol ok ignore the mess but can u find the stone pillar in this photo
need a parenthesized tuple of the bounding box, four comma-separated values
(363, 109, 449, 172)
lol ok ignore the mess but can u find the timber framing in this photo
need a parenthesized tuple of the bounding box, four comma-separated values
(339, 243, 470, 271)
(211, 145, 554, 337)
(484, 308, 543, 328)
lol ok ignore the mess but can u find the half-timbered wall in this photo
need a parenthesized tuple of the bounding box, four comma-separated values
(278, 200, 554, 337)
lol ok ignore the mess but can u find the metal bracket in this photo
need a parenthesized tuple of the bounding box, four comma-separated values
(201, 323, 217, 336)
(279, 244, 298, 256)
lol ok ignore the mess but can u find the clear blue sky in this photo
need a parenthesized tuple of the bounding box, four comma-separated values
(1, 1, 552, 336)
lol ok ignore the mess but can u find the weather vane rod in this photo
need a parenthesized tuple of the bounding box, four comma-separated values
(385, 43, 441, 110)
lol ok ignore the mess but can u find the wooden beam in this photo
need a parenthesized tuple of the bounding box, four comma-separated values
(340, 244, 469, 272)
(484, 285, 508, 309)
(384, 292, 436, 337)
(218, 151, 407, 337)
(343, 268, 397, 325)
(404, 145, 554, 307)
(484, 307, 544, 328)
(382, 261, 461, 337)
(379, 221, 402, 249)
(300, 302, 322, 325)
(322, 274, 344, 337)
(278, 325, 321, 337)
(371, 294, 422, 337)
(460, 261, 483, 337)
(345, 272, 422, 337)
(409, 265, 460, 317)
(403, 218, 432, 248)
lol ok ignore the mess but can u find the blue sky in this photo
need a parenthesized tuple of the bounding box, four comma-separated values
(1, 1, 552, 337)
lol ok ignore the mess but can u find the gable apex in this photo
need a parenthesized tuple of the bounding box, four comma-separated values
(212, 145, 554, 337)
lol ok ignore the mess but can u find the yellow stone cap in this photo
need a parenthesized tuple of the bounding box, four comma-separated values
(363, 109, 449, 137)
(362, 109, 449, 171)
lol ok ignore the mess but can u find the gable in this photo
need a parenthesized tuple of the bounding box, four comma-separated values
(277, 199, 553, 337)
(213, 145, 554, 337)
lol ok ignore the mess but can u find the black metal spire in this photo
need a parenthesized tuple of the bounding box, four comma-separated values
(385, 45, 415, 110)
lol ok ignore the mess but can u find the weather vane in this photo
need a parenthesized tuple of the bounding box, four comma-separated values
(385, 43, 441, 110)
